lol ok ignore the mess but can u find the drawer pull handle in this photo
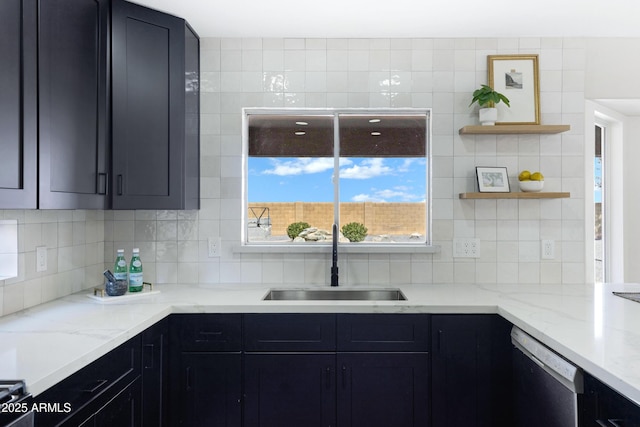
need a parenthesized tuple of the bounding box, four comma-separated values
(82, 379, 108, 393)
(195, 331, 223, 342)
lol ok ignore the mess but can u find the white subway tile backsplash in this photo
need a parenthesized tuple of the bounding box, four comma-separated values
(390, 50, 412, 71)
(0, 37, 592, 317)
(453, 262, 475, 283)
(433, 50, 455, 71)
(454, 50, 476, 71)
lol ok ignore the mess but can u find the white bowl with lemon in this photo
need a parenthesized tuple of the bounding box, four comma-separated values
(518, 170, 544, 192)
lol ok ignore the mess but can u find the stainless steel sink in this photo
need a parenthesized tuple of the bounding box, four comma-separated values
(263, 288, 407, 301)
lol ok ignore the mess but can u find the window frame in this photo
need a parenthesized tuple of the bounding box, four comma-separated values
(240, 107, 436, 253)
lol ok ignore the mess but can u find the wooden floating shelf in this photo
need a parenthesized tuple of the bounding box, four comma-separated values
(459, 124, 571, 135)
(459, 192, 570, 199)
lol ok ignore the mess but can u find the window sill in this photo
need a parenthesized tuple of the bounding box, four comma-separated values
(234, 244, 440, 254)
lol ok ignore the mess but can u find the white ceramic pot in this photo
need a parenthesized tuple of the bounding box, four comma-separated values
(479, 107, 498, 126)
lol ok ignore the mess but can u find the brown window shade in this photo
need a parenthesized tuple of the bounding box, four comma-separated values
(248, 112, 427, 158)
(339, 114, 426, 157)
(248, 114, 334, 157)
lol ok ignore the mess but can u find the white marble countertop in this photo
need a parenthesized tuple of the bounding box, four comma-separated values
(2, 281, 640, 405)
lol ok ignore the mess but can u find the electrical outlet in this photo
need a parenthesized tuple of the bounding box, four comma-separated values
(36, 246, 47, 272)
(453, 238, 480, 258)
(541, 240, 555, 260)
(208, 237, 221, 257)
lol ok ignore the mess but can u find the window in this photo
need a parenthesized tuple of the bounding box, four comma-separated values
(243, 108, 430, 246)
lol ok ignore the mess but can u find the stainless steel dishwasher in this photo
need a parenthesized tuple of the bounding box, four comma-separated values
(511, 326, 584, 427)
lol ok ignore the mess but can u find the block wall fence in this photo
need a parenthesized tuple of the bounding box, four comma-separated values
(249, 202, 426, 236)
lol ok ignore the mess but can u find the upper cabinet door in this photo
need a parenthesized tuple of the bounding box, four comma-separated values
(111, 0, 200, 210)
(0, 0, 37, 209)
(38, 0, 110, 209)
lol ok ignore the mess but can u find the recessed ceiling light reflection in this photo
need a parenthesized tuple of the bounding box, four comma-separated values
(371, 132, 381, 136)
(294, 131, 306, 136)
(369, 118, 381, 123)
(295, 121, 308, 126)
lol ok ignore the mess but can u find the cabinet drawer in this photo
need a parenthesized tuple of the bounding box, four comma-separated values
(170, 314, 242, 352)
(244, 314, 336, 351)
(337, 314, 430, 352)
(33, 335, 141, 426)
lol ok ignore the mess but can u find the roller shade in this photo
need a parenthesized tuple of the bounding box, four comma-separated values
(248, 112, 426, 157)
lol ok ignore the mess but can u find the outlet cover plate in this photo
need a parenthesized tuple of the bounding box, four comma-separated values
(453, 238, 480, 258)
(36, 246, 47, 272)
(208, 237, 221, 257)
(541, 239, 555, 260)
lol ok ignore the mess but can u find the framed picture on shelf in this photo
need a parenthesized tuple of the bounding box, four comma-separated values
(488, 54, 540, 125)
(476, 167, 510, 193)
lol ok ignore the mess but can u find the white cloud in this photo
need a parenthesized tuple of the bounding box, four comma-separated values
(262, 158, 340, 176)
(340, 158, 392, 179)
(351, 186, 423, 202)
(352, 193, 383, 202)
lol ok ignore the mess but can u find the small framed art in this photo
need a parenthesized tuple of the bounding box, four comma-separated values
(476, 167, 510, 193)
(488, 54, 540, 125)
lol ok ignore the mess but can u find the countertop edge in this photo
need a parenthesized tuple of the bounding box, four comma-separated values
(3, 282, 640, 405)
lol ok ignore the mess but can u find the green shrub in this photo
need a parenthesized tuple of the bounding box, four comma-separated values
(341, 222, 368, 242)
(287, 222, 310, 239)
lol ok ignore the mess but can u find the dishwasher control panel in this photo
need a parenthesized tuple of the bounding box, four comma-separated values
(511, 326, 583, 392)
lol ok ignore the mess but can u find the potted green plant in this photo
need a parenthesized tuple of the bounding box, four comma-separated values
(469, 84, 510, 125)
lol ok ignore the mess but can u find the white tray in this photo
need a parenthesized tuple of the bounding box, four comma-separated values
(87, 288, 160, 303)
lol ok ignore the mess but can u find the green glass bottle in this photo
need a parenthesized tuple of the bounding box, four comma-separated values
(113, 249, 128, 283)
(128, 248, 143, 292)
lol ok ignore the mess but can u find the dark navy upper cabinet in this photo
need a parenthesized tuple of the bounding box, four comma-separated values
(0, 0, 37, 209)
(111, 0, 200, 210)
(1, 0, 199, 210)
(38, 0, 111, 209)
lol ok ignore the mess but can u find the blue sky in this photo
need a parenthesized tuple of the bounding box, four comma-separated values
(248, 157, 427, 203)
(594, 157, 602, 203)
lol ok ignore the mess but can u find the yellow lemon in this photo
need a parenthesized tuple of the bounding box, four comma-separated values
(518, 170, 531, 181)
(530, 172, 544, 181)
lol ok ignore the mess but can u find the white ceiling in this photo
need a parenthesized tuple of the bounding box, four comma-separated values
(131, 0, 640, 39)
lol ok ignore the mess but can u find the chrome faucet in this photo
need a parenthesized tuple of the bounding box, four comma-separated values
(331, 223, 339, 286)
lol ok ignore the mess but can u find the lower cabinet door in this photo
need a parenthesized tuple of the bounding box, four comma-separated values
(244, 353, 336, 427)
(337, 353, 429, 427)
(141, 318, 168, 427)
(172, 352, 241, 427)
(67, 377, 142, 427)
(582, 372, 640, 426)
(94, 378, 142, 427)
(431, 314, 513, 427)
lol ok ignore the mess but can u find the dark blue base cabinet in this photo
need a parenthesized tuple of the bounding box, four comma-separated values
(168, 314, 243, 427)
(243, 352, 429, 427)
(166, 313, 520, 427)
(243, 314, 430, 427)
(431, 314, 514, 427)
(30, 313, 513, 427)
(582, 372, 640, 426)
